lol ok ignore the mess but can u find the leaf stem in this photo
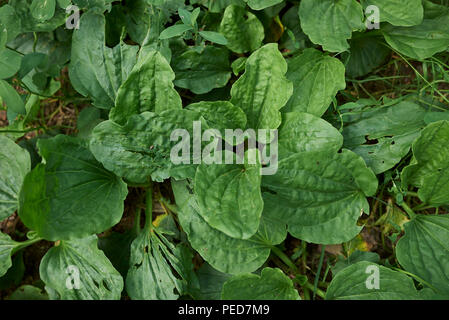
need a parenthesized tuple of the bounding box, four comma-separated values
(144, 182, 153, 231)
(11, 237, 43, 255)
(313, 245, 326, 300)
(270, 245, 298, 272)
(398, 201, 416, 220)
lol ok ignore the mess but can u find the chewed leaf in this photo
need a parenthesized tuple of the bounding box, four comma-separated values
(39, 235, 123, 300)
(126, 230, 194, 300)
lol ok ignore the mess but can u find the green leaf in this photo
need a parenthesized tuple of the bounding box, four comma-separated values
(0, 80, 26, 120)
(18, 135, 128, 241)
(39, 235, 123, 300)
(231, 57, 247, 76)
(159, 24, 193, 40)
(326, 261, 421, 299)
(278, 111, 343, 158)
(10, 0, 65, 32)
(0, 49, 22, 79)
(402, 121, 449, 206)
(0, 4, 21, 43)
(396, 214, 449, 296)
(69, 11, 139, 109)
(76, 107, 104, 140)
(8, 285, 48, 300)
(0, 252, 25, 290)
(283, 48, 346, 116)
(98, 229, 138, 278)
(222, 267, 300, 300)
(185, 101, 247, 130)
(342, 101, 427, 174)
(90, 111, 202, 184)
(382, 14, 449, 60)
(332, 250, 380, 275)
(172, 46, 232, 95)
(194, 263, 231, 300)
(299, 0, 365, 52)
(361, 0, 423, 27)
(199, 31, 228, 45)
(343, 35, 391, 78)
(0, 136, 30, 221)
(0, 232, 20, 277)
(30, 0, 56, 22)
(109, 50, 182, 125)
(126, 230, 194, 300)
(245, 0, 283, 10)
(219, 5, 264, 53)
(194, 151, 263, 239)
(230, 43, 292, 130)
(263, 150, 378, 244)
(172, 179, 271, 274)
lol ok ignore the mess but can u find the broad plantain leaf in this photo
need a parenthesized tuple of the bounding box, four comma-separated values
(172, 46, 231, 95)
(69, 11, 139, 109)
(283, 48, 346, 116)
(0, 232, 21, 277)
(39, 235, 123, 300)
(245, 0, 283, 10)
(110, 49, 182, 125)
(230, 43, 292, 130)
(18, 135, 128, 241)
(396, 214, 449, 296)
(218, 5, 264, 53)
(382, 14, 449, 60)
(360, 0, 423, 26)
(341, 101, 427, 174)
(126, 229, 194, 300)
(221, 267, 300, 300)
(343, 35, 391, 78)
(326, 261, 421, 299)
(299, 0, 365, 52)
(172, 179, 271, 274)
(90, 110, 203, 184)
(401, 121, 449, 206)
(263, 150, 378, 244)
(194, 151, 263, 239)
(0, 49, 22, 80)
(30, 0, 56, 22)
(0, 136, 30, 220)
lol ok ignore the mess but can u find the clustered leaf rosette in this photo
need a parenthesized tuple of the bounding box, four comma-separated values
(0, 0, 449, 301)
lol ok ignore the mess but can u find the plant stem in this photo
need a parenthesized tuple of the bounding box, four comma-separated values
(313, 245, 326, 300)
(270, 245, 298, 272)
(12, 237, 43, 255)
(399, 201, 416, 220)
(144, 182, 153, 231)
